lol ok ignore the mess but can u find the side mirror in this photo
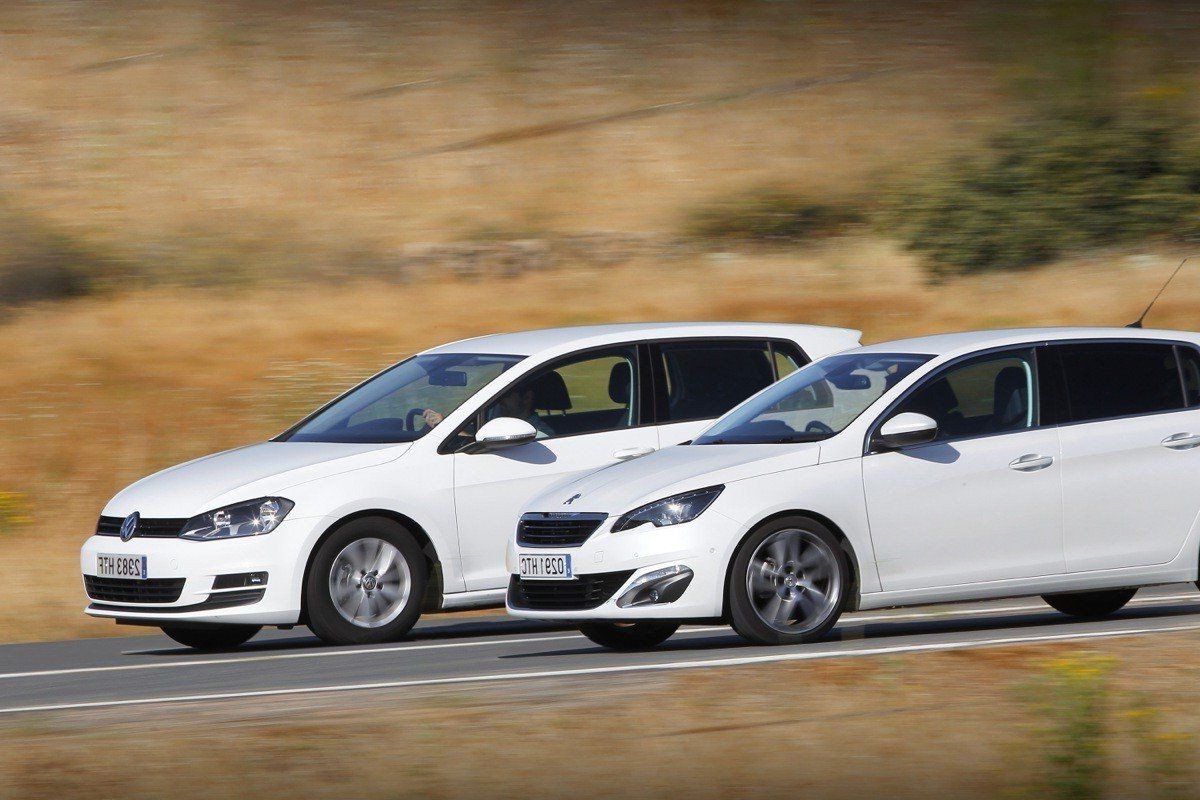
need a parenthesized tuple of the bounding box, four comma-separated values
(874, 412, 938, 450)
(471, 417, 537, 451)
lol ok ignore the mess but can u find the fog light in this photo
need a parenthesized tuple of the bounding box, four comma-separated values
(615, 565, 694, 608)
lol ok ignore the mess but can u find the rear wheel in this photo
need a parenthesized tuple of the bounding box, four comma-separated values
(578, 621, 680, 650)
(728, 516, 850, 645)
(161, 625, 261, 651)
(1042, 589, 1136, 618)
(305, 517, 428, 645)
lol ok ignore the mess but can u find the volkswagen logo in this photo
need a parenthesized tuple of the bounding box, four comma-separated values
(119, 512, 140, 542)
(563, 492, 582, 506)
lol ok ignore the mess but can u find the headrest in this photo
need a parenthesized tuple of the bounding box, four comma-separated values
(608, 361, 632, 404)
(528, 370, 571, 412)
(993, 365, 1028, 424)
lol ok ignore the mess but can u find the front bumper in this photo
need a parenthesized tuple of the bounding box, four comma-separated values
(504, 510, 737, 621)
(79, 518, 313, 626)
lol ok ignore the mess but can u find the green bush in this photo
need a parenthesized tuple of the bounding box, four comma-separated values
(894, 110, 1200, 277)
(0, 202, 122, 306)
(684, 189, 862, 245)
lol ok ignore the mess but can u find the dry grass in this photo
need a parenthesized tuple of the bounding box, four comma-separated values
(3, 634, 1199, 798)
(1, 240, 1198, 643)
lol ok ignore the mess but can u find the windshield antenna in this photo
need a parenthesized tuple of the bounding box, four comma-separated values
(1128, 255, 1194, 328)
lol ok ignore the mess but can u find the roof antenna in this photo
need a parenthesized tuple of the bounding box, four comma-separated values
(1128, 256, 1194, 328)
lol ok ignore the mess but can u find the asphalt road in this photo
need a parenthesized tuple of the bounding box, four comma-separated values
(4, 584, 1200, 715)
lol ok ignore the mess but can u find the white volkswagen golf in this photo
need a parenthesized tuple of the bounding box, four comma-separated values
(507, 328, 1200, 649)
(80, 322, 859, 649)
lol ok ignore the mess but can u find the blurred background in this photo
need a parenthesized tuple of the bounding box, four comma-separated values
(5, 0, 1200, 644)
(5, 2, 1200, 797)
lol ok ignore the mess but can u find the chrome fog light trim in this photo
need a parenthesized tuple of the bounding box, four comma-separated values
(615, 565, 694, 608)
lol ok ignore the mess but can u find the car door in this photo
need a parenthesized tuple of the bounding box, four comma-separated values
(862, 346, 1067, 592)
(650, 339, 807, 447)
(450, 344, 658, 591)
(1051, 340, 1200, 572)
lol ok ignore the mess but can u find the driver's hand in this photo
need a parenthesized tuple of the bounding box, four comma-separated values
(422, 409, 444, 428)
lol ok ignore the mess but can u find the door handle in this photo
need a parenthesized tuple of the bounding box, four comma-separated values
(1162, 433, 1200, 450)
(1009, 453, 1054, 472)
(613, 446, 656, 461)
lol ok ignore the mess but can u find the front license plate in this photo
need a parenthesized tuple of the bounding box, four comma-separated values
(519, 553, 572, 580)
(96, 553, 147, 579)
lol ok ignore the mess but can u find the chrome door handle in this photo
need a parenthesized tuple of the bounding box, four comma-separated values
(1162, 433, 1200, 450)
(1009, 453, 1054, 472)
(614, 446, 656, 461)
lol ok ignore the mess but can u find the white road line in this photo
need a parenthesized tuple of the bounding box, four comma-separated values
(5, 620, 1200, 716)
(3, 593, 1197, 682)
(0, 633, 585, 680)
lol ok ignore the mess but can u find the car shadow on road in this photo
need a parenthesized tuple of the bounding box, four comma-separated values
(495, 601, 1200, 659)
(127, 616, 576, 657)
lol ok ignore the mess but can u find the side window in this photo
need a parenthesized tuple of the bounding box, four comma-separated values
(1177, 345, 1200, 407)
(893, 348, 1038, 442)
(658, 340, 777, 423)
(482, 347, 639, 439)
(772, 341, 807, 379)
(1056, 342, 1184, 422)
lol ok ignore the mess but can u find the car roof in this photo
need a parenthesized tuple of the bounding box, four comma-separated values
(422, 322, 862, 358)
(855, 326, 1200, 358)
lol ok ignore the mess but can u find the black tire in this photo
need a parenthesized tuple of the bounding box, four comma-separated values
(727, 515, 851, 646)
(304, 516, 428, 646)
(578, 621, 680, 650)
(1042, 589, 1136, 619)
(161, 625, 261, 651)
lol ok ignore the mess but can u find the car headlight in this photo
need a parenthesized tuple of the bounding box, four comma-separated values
(611, 486, 724, 532)
(180, 498, 294, 541)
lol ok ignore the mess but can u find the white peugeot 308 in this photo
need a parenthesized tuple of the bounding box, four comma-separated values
(80, 322, 860, 649)
(507, 328, 1200, 649)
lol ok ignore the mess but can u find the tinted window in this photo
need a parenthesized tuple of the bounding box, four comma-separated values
(695, 352, 931, 444)
(893, 349, 1038, 441)
(480, 346, 639, 439)
(1178, 345, 1200, 406)
(773, 342, 806, 378)
(1057, 342, 1184, 422)
(659, 341, 778, 422)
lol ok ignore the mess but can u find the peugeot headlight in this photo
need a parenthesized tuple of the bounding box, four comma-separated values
(180, 497, 294, 541)
(611, 486, 724, 533)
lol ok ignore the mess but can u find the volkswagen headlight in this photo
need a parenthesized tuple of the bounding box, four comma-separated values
(611, 486, 724, 532)
(180, 498, 294, 541)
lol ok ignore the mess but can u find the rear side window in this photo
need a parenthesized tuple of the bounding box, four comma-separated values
(656, 340, 785, 423)
(1055, 342, 1185, 422)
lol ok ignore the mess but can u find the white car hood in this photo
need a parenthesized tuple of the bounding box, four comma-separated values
(104, 441, 410, 518)
(529, 442, 821, 516)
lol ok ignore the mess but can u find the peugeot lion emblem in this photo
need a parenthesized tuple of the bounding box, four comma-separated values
(563, 493, 582, 506)
(119, 512, 140, 542)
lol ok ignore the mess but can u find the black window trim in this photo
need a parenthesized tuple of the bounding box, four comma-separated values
(649, 337, 810, 426)
(863, 336, 1200, 455)
(1047, 338, 1196, 428)
(863, 343, 1048, 456)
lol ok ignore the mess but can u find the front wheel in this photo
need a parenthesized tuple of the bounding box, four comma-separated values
(728, 516, 850, 645)
(305, 517, 428, 645)
(578, 621, 680, 650)
(161, 625, 261, 651)
(1042, 589, 1135, 619)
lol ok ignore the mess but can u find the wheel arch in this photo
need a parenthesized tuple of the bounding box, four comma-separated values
(298, 509, 444, 623)
(720, 509, 862, 619)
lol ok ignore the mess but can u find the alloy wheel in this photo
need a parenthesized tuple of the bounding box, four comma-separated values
(327, 537, 412, 628)
(745, 528, 842, 634)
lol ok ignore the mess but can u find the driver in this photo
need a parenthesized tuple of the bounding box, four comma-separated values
(419, 385, 553, 437)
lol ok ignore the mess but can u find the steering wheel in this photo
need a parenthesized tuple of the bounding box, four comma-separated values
(805, 420, 834, 436)
(405, 408, 427, 432)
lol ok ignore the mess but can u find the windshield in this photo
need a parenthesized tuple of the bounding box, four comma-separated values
(282, 353, 524, 444)
(693, 352, 932, 445)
